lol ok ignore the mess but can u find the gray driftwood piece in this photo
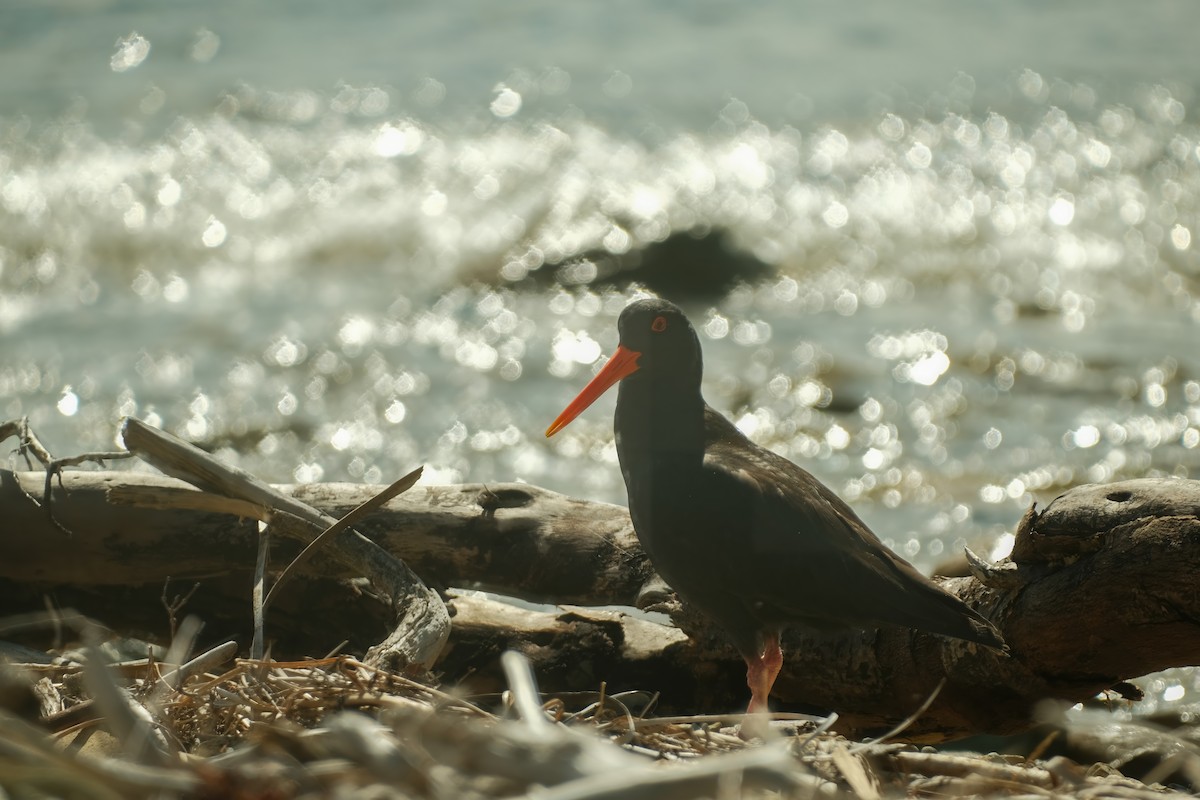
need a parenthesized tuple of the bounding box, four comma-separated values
(116, 417, 449, 671)
(0, 471, 649, 602)
(4, 453, 1200, 740)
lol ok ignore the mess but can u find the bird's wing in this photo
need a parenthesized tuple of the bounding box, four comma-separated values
(699, 406, 973, 631)
(701, 407, 897, 560)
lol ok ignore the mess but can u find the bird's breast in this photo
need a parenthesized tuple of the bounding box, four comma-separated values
(620, 454, 749, 580)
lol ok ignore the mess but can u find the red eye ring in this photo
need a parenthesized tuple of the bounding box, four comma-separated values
(651, 316, 668, 333)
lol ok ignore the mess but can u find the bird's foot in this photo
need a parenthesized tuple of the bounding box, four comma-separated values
(739, 690, 773, 740)
(740, 633, 783, 740)
(738, 710, 772, 741)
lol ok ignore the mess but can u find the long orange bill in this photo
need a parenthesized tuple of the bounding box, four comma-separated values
(545, 344, 642, 437)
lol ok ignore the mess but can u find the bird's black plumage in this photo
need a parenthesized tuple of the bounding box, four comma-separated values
(547, 297, 1004, 711)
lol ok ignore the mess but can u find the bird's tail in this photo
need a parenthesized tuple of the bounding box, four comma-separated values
(854, 536, 1010, 651)
(895, 580, 1008, 652)
(958, 607, 1007, 652)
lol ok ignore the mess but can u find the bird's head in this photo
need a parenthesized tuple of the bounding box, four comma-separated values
(545, 297, 701, 438)
(615, 298, 698, 363)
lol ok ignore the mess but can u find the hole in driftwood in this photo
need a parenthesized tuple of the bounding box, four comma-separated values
(1106, 490, 1134, 503)
(477, 486, 534, 512)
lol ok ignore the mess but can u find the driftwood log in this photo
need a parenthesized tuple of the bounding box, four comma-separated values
(3, 444, 1200, 740)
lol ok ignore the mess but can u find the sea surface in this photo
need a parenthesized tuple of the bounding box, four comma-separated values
(3, 1, 1200, 715)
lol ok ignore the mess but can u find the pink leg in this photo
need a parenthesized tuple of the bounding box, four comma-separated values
(745, 632, 783, 714)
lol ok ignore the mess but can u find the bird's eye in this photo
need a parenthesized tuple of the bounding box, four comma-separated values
(651, 316, 668, 333)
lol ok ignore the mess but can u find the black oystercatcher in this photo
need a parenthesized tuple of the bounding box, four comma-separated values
(545, 298, 1005, 714)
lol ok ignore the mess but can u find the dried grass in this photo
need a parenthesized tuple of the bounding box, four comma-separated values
(3, 647, 1197, 800)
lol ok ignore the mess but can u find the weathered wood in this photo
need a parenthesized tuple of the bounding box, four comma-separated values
(0, 470, 651, 604)
(4, 459, 1200, 740)
(118, 418, 449, 671)
(439, 592, 690, 700)
(296, 480, 653, 604)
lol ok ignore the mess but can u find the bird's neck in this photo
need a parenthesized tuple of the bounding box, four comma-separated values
(613, 375, 707, 467)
